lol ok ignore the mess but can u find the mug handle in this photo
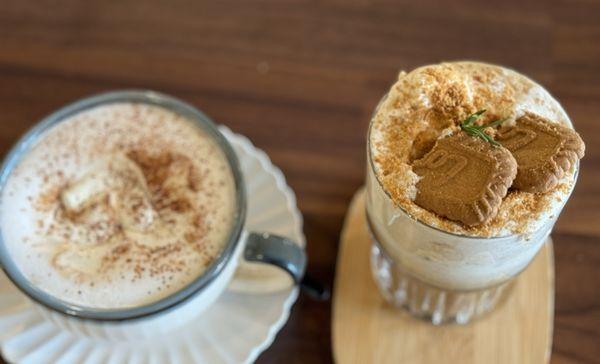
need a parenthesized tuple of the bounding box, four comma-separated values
(244, 232, 329, 300)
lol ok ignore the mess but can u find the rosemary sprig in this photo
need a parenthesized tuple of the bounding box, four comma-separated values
(460, 109, 507, 147)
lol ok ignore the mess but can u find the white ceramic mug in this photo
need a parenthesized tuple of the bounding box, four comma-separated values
(0, 91, 307, 340)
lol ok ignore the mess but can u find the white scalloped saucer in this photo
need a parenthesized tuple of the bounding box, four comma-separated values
(0, 126, 305, 364)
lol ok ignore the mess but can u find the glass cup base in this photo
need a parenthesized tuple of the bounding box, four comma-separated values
(369, 237, 514, 325)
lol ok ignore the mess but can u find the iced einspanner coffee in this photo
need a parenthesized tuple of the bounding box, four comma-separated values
(367, 62, 585, 324)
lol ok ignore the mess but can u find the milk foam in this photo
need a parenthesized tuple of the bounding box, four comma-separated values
(0, 103, 236, 309)
(369, 62, 577, 237)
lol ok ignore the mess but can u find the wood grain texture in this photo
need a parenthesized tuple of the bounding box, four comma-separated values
(333, 190, 553, 364)
(0, 1, 598, 363)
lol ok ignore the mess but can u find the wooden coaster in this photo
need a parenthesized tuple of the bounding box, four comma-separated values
(332, 189, 554, 364)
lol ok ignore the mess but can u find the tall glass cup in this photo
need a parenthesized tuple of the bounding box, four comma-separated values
(366, 96, 578, 325)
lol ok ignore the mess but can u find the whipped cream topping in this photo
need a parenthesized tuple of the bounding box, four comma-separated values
(369, 62, 577, 237)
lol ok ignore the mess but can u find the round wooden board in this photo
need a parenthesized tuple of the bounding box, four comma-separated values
(332, 189, 554, 364)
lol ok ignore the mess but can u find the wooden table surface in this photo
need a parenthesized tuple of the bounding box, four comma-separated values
(1, 1, 598, 363)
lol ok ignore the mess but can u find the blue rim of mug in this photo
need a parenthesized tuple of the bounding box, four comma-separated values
(0, 90, 247, 321)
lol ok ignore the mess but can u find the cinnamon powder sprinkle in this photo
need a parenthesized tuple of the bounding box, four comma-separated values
(17, 105, 235, 298)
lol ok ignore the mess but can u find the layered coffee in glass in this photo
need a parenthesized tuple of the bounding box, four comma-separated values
(366, 62, 584, 324)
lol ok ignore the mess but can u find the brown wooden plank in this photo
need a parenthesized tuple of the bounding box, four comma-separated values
(0, 0, 598, 362)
